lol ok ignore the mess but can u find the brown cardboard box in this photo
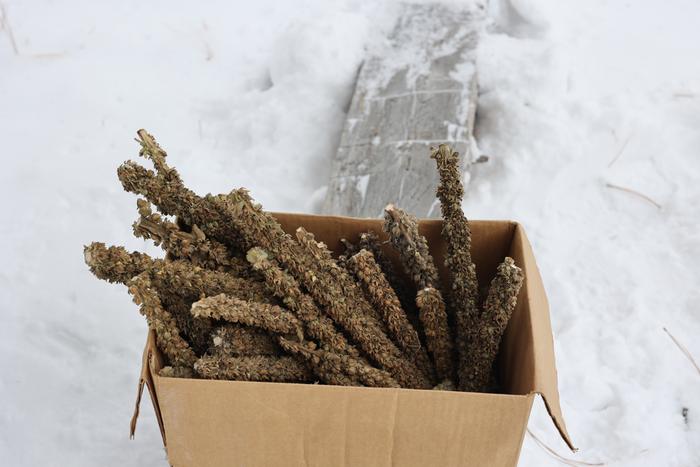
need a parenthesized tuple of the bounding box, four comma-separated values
(130, 213, 574, 466)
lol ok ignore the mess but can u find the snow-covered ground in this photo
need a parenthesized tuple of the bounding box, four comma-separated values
(1, 0, 698, 465)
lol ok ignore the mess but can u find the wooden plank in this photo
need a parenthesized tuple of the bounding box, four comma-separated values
(322, 2, 482, 218)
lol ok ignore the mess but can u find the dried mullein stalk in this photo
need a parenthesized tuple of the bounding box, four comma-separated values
(247, 247, 359, 357)
(84, 242, 153, 285)
(222, 189, 429, 389)
(191, 294, 304, 341)
(384, 205, 455, 381)
(383, 204, 440, 289)
(208, 325, 279, 357)
(118, 130, 244, 251)
(158, 296, 213, 355)
(279, 338, 400, 388)
(430, 144, 481, 392)
(416, 287, 454, 383)
(462, 258, 524, 392)
(127, 272, 197, 368)
(159, 366, 195, 378)
(84, 243, 269, 303)
(357, 231, 416, 316)
(153, 261, 271, 304)
(84, 243, 272, 354)
(84, 242, 207, 352)
(194, 354, 312, 383)
(133, 199, 253, 277)
(277, 339, 359, 387)
(295, 227, 384, 325)
(158, 258, 272, 354)
(347, 249, 435, 383)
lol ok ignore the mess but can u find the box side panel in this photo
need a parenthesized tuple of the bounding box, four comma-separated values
(153, 377, 533, 467)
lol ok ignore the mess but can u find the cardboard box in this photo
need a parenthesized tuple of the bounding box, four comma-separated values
(130, 213, 574, 466)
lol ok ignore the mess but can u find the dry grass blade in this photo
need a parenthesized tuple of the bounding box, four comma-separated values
(0, 2, 19, 55)
(663, 327, 700, 375)
(607, 135, 631, 168)
(605, 183, 662, 210)
(527, 429, 604, 466)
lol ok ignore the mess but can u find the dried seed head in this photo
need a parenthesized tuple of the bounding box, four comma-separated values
(127, 272, 197, 368)
(247, 247, 360, 357)
(133, 198, 252, 276)
(347, 249, 436, 383)
(279, 337, 400, 388)
(118, 131, 244, 252)
(84, 242, 154, 284)
(462, 257, 524, 392)
(430, 144, 481, 392)
(383, 204, 440, 290)
(416, 287, 454, 381)
(208, 325, 279, 357)
(194, 354, 312, 383)
(192, 294, 304, 341)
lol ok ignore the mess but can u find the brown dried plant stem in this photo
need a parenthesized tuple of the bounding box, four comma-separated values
(208, 325, 279, 357)
(246, 247, 360, 358)
(223, 189, 430, 389)
(84, 243, 272, 354)
(430, 144, 480, 391)
(295, 227, 384, 325)
(347, 249, 435, 383)
(117, 130, 245, 251)
(191, 294, 304, 341)
(384, 204, 455, 382)
(356, 231, 416, 316)
(279, 338, 400, 388)
(194, 355, 312, 383)
(463, 258, 524, 392)
(83, 244, 268, 302)
(133, 199, 252, 276)
(279, 338, 359, 386)
(415, 287, 453, 382)
(383, 204, 440, 289)
(127, 273, 197, 368)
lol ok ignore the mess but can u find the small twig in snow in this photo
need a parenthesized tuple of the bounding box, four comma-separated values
(605, 183, 662, 210)
(527, 429, 604, 467)
(204, 43, 213, 61)
(673, 92, 695, 99)
(607, 135, 632, 167)
(663, 327, 700, 375)
(0, 2, 19, 55)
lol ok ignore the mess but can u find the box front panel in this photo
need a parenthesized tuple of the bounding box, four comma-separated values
(155, 376, 534, 467)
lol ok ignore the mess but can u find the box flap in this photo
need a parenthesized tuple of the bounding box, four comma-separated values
(508, 223, 575, 451)
(130, 332, 166, 445)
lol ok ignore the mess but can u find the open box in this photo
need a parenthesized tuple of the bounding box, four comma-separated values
(130, 213, 574, 466)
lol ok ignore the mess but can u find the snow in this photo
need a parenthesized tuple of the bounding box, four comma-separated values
(1, 0, 698, 466)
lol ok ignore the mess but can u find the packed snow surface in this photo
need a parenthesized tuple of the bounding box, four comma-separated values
(1, 0, 698, 465)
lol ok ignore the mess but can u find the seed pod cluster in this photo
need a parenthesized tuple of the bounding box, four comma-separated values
(85, 131, 523, 392)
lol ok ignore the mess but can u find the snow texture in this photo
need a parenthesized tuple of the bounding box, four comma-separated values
(1, 0, 698, 466)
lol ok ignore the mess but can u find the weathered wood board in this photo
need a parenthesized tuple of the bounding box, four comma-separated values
(322, 2, 483, 218)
